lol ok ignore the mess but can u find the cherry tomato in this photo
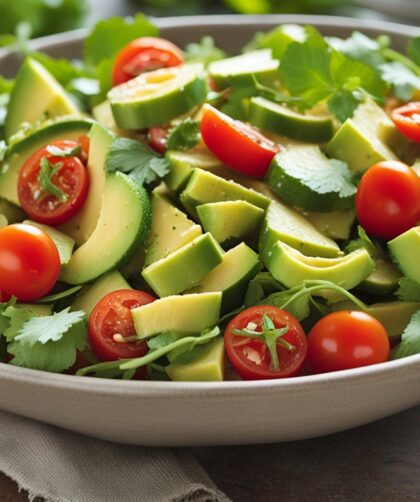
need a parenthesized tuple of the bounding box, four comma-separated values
(224, 306, 307, 380)
(88, 289, 155, 365)
(356, 160, 420, 239)
(200, 104, 279, 177)
(112, 37, 184, 86)
(391, 102, 420, 143)
(0, 223, 60, 301)
(18, 140, 89, 226)
(307, 311, 390, 374)
(148, 126, 169, 154)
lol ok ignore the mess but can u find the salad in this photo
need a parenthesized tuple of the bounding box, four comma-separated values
(0, 15, 419, 382)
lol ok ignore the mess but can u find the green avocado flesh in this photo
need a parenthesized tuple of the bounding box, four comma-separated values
(388, 226, 420, 283)
(358, 257, 401, 295)
(303, 208, 356, 241)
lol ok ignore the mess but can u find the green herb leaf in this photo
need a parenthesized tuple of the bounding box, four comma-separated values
(147, 331, 180, 350)
(395, 277, 420, 302)
(221, 86, 255, 120)
(184, 36, 227, 66)
(2, 305, 33, 342)
(36, 286, 83, 304)
(245, 272, 284, 307)
(261, 290, 311, 321)
(379, 62, 420, 101)
(393, 310, 420, 359)
(166, 119, 201, 151)
(408, 37, 420, 67)
(45, 144, 81, 158)
(244, 25, 305, 59)
(327, 31, 388, 68)
(38, 157, 68, 202)
(345, 225, 377, 256)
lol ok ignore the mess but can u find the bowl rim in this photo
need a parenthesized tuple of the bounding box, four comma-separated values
(0, 14, 419, 395)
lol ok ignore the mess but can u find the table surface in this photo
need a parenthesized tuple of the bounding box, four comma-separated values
(1, 406, 419, 501)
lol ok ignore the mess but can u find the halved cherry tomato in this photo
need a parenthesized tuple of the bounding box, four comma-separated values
(224, 306, 307, 380)
(200, 104, 279, 177)
(307, 311, 390, 374)
(391, 102, 420, 143)
(148, 126, 169, 154)
(88, 289, 155, 365)
(18, 140, 89, 226)
(0, 223, 60, 301)
(112, 37, 184, 86)
(355, 160, 420, 239)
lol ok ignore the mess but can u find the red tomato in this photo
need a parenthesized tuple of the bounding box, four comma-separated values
(112, 37, 184, 86)
(391, 102, 420, 143)
(307, 311, 390, 373)
(18, 140, 89, 226)
(0, 223, 60, 301)
(356, 160, 420, 239)
(148, 126, 169, 154)
(224, 306, 307, 380)
(88, 289, 155, 365)
(200, 104, 279, 177)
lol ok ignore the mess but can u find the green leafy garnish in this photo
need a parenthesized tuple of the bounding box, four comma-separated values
(166, 119, 201, 151)
(345, 225, 378, 256)
(395, 278, 420, 302)
(38, 157, 68, 202)
(36, 286, 83, 304)
(244, 272, 284, 307)
(104, 137, 170, 187)
(184, 36, 227, 66)
(379, 62, 420, 101)
(45, 143, 81, 158)
(393, 311, 420, 359)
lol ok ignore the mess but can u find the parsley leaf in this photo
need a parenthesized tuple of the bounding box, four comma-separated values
(184, 36, 227, 66)
(393, 311, 420, 359)
(45, 144, 81, 158)
(38, 157, 68, 202)
(104, 137, 170, 187)
(166, 119, 201, 151)
(395, 278, 420, 302)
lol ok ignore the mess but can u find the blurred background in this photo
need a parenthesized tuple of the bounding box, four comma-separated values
(0, 0, 418, 43)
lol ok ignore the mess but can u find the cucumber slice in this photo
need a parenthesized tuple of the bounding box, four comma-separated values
(388, 226, 420, 283)
(5, 58, 80, 140)
(267, 145, 356, 212)
(208, 50, 280, 88)
(108, 64, 207, 130)
(61, 172, 151, 285)
(249, 97, 334, 142)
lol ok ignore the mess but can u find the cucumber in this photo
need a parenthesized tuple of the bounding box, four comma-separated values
(108, 65, 207, 130)
(249, 97, 334, 142)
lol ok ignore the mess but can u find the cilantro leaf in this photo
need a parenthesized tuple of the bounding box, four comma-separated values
(327, 31, 388, 68)
(184, 36, 227, 66)
(84, 14, 159, 65)
(393, 311, 420, 360)
(2, 305, 33, 342)
(166, 119, 201, 151)
(243, 25, 305, 59)
(45, 144, 81, 158)
(104, 137, 170, 187)
(38, 157, 68, 202)
(379, 62, 420, 101)
(395, 277, 420, 302)
(408, 37, 420, 67)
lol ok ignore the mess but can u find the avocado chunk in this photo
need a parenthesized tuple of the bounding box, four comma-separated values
(59, 123, 111, 246)
(5, 58, 80, 140)
(0, 198, 24, 223)
(144, 192, 202, 267)
(166, 337, 225, 382)
(142, 233, 224, 297)
(71, 271, 131, 318)
(303, 208, 356, 241)
(331, 300, 420, 339)
(259, 199, 341, 262)
(326, 100, 397, 173)
(0, 117, 93, 206)
(264, 242, 374, 290)
(61, 172, 151, 285)
(132, 292, 222, 338)
(358, 257, 401, 295)
(388, 226, 420, 283)
(197, 200, 265, 245)
(190, 243, 261, 313)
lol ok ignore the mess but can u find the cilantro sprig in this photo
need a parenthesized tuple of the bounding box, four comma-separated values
(393, 311, 420, 359)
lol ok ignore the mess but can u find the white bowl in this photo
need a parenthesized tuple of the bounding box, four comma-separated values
(0, 15, 419, 446)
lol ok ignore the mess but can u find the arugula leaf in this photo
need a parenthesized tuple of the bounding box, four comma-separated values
(395, 278, 420, 302)
(38, 157, 68, 202)
(393, 310, 420, 359)
(104, 137, 170, 187)
(45, 144, 81, 158)
(184, 36, 227, 66)
(408, 37, 420, 67)
(166, 119, 201, 151)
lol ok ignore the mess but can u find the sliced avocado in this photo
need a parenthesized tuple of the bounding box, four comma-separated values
(358, 257, 401, 295)
(5, 58, 80, 140)
(16, 303, 53, 316)
(144, 192, 202, 267)
(61, 172, 151, 285)
(180, 169, 270, 218)
(303, 208, 356, 241)
(24, 220, 75, 266)
(59, 123, 111, 246)
(331, 300, 420, 339)
(264, 242, 374, 290)
(132, 292, 222, 338)
(0, 198, 24, 223)
(326, 100, 397, 173)
(197, 200, 265, 246)
(166, 337, 225, 382)
(71, 271, 131, 318)
(142, 233, 224, 297)
(0, 117, 93, 206)
(388, 226, 420, 283)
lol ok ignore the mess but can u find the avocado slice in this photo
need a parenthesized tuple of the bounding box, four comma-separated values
(303, 208, 356, 241)
(5, 58, 80, 140)
(264, 242, 374, 290)
(166, 337, 225, 382)
(0, 198, 24, 223)
(132, 292, 222, 338)
(358, 257, 401, 295)
(388, 226, 420, 284)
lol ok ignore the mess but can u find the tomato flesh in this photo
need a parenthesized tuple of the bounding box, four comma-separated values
(112, 37, 184, 86)
(200, 104, 279, 177)
(0, 223, 60, 301)
(88, 289, 155, 364)
(225, 306, 307, 380)
(148, 126, 169, 154)
(307, 311, 390, 373)
(391, 102, 420, 143)
(18, 140, 89, 226)
(356, 160, 420, 239)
